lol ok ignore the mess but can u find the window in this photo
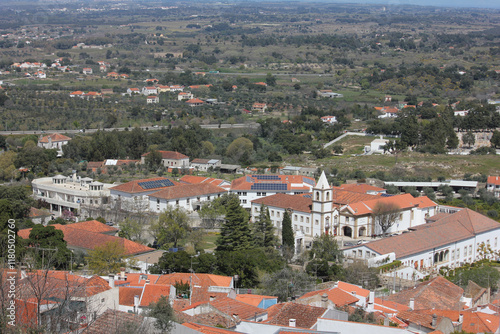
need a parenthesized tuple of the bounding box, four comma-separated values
(157, 199, 160, 204)
(306, 217, 310, 224)
(358, 250, 363, 257)
(257, 192, 261, 196)
(294, 215, 298, 221)
(457, 249, 460, 258)
(242, 199, 247, 204)
(176, 200, 179, 206)
(237, 192, 242, 195)
(315, 220, 319, 225)
(464, 247, 467, 256)
(300, 226, 304, 232)
(399, 213, 403, 221)
(271, 210, 274, 217)
(469, 245, 472, 254)
(254, 207, 258, 213)
(451, 250, 455, 260)
(306, 227, 309, 233)
(294, 225, 298, 231)
(277, 212, 280, 218)
(243, 192, 247, 196)
(101, 298, 105, 303)
(262, 192, 266, 196)
(187, 198, 190, 204)
(207, 196, 211, 200)
(300, 216, 304, 222)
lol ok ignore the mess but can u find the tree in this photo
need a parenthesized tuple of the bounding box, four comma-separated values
(144, 150, 163, 171)
(462, 131, 475, 148)
(281, 211, 294, 259)
(151, 207, 191, 249)
(198, 194, 234, 229)
(265, 73, 276, 86)
(309, 233, 342, 262)
(215, 196, 252, 252)
(252, 205, 277, 248)
(86, 240, 131, 275)
(118, 218, 144, 243)
(491, 130, 500, 148)
(261, 267, 315, 302)
(27, 225, 72, 269)
(146, 295, 175, 333)
(225, 137, 253, 165)
(372, 201, 400, 236)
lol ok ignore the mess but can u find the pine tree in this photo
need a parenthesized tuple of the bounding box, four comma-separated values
(281, 211, 294, 257)
(252, 205, 277, 248)
(215, 195, 252, 252)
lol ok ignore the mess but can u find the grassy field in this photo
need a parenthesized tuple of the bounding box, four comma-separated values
(200, 232, 219, 251)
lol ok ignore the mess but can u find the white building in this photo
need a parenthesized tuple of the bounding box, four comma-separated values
(146, 95, 159, 104)
(109, 177, 180, 212)
(364, 137, 390, 154)
(343, 208, 500, 272)
(190, 158, 221, 172)
(148, 182, 227, 213)
(140, 151, 189, 169)
(141, 86, 158, 96)
(231, 174, 316, 209)
(486, 176, 500, 198)
(37, 133, 72, 156)
(31, 174, 113, 216)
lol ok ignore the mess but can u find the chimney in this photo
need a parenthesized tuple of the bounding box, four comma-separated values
(384, 318, 389, 326)
(120, 267, 125, 280)
(108, 274, 115, 288)
(431, 314, 437, 327)
(409, 298, 414, 310)
(134, 295, 140, 308)
(289, 319, 296, 327)
(351, 291, 357, 297)
(210, 295, 216, 302)
(145, 279, 150, 284)
(21, 266, 27, 279)
(321, 293, 328, 308)
(459, 314, 463, 323)
(369, 291, 375, 304)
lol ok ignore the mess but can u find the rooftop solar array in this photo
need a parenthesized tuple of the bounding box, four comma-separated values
(246, 176, 253, 183)
(304, 178, 315, 186)
(251, 183, 288, 191)
(303, 194, 312, 198)
(381, 193, 394, 197)
(138, 179, 174, 190)
(252, 175, 280, 181)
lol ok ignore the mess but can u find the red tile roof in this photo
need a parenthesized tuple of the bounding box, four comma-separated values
(18, 224, 154, 256)
(141, 150, 188, 160)
(362, 208, 500, 259)
(298, 287, 359, 307)
(67, 220, 118, 234)
(180, 175, 227, 187)
(186, 98, 205, 104)
(231, 174, 315, 192)
(252, 193, 312, 213)
(265, 302, 326, 328)
(110, 177, 179, 194)
(119, 286, 142, 306)
(38, 133, 71, 143)
(337, 281, 370, 298)
(386, 276, 463, 310)
(83, 309, 146, 334)
(183, 322, 238, 334)
(345, 193, 436, 216)
(139, 284, 171, 307)
(487, 176, 500, 186)
(149, 182, 226, 200)
(235, 294, 277, 307)
(209, 296, 266, 320)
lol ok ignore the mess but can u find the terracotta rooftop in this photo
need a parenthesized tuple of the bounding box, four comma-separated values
(298, 287, 359, 307)
(252, 193, 313, 213)
(38, 133, 71, 143)
(337, 281, 370, 298)
(330, 188, 381, 205)
(386, 276, 463, 310)
(139, 284, 171, 307)
(66, 220, 118, 234)
(210, 296, 266, 320)
(358, 209, 498, 259)
(487, 176, 500, 185)
(110, 177, 179, 194)
(235, 294, 277, 307)
(180, 175, 227, 187)
(232, 174, 315, 192)
(119, 286, 142, 306)
(18, 224, 154, 256)
(183, 322, 238, 334)
(149, 182, 226, 200)
(344, 193, 436, 216)
(83, 309, 152, 334)
(265, 302, 327, 329)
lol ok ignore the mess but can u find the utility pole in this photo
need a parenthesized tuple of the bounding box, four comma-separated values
(28, 246, 58, 269)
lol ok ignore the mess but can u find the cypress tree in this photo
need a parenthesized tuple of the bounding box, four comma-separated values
(281, 211, 294, 255)
(252, 205, 277, 248)
(215, 195, 252, 252)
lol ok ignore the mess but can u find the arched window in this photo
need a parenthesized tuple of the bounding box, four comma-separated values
(316, 192, 320, 201)
(326, 192, 330, 201)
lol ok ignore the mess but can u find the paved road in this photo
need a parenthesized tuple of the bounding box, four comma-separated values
(0, 123, 260, 136)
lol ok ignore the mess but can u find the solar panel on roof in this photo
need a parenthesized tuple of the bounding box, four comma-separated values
(381, 193, 394, 197)
(246, 176, 253, 183)
(252, 175, 280, 181)
(303, 194, 312, 198)
(138, 179, 174, 190)
(303, 178, 315, 186)
(251, 183, 288, 191)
